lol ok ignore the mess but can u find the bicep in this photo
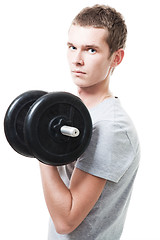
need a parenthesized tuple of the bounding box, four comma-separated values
(68, 167, 106, 231)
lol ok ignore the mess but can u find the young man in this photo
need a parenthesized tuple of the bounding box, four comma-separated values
(40, 5, 140, 240)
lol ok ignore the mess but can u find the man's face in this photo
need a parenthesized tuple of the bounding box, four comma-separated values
(67, 25, 112, 88)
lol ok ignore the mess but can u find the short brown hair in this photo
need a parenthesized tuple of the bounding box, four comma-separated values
(72, 5, 127, 56)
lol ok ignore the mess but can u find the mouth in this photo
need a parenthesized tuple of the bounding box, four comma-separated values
(72, 70, 86, 75)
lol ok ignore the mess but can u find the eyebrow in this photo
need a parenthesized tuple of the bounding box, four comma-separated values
(85, 44, 100, 50)
(67, 42, 100, 50)
(67, 42, 73, 46)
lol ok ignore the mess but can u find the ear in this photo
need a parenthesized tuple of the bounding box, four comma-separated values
(110, 49, 124, 68)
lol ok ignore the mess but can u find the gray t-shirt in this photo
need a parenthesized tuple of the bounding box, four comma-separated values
(48, 97, 140, 240)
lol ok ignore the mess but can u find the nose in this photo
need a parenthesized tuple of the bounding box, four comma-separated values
(72, 51, 84, 66)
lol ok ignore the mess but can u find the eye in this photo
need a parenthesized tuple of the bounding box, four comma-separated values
(69, 45, 76, 51)
(88, 48, 96, 54)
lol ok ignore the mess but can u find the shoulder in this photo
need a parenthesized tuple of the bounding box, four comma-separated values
(90, 97, 138, 138)
(90, 97, 133, 128)
(90, 97, 140, 156)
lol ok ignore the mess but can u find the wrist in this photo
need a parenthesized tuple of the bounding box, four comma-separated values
(39, 162, 58, 174)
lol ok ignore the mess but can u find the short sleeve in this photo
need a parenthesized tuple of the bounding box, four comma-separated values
(75, 121, 135, 183)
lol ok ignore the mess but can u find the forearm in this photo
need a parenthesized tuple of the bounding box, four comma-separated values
(39, 163, 73, 233)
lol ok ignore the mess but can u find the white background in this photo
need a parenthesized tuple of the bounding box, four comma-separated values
(0, 0, 160, 239)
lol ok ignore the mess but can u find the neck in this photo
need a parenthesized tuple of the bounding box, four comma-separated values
(77, 79, 113, 109)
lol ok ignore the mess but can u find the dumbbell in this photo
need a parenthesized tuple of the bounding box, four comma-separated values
(4, 90, 92, 166)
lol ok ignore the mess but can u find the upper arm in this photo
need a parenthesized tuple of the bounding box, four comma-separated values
(67, 167, 106, 232)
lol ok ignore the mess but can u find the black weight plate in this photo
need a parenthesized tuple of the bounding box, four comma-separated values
(24, 92, 92, 166)
(4, 90, 47, 157)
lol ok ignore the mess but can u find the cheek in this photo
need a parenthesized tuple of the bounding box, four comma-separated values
(67, 52, 71, 66)
(87, 57, 110, 79)
(67, 51, 75, 67)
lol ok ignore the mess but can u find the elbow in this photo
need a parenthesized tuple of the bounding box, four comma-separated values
(54, 220, 76, 235)
(56, 227, 72, 235)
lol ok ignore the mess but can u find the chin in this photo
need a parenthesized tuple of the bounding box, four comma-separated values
(72, 76, 97, 88)
(73, 78, 86, 88)
(74, 81, 91, 88)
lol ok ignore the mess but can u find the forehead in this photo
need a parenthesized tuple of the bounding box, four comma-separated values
(68, 25, 109, 48)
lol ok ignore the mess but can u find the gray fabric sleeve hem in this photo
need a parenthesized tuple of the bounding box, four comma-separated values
(75, 163, 120, 183)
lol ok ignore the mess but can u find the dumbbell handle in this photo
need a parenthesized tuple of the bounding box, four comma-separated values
(60, 126, 80, 137)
